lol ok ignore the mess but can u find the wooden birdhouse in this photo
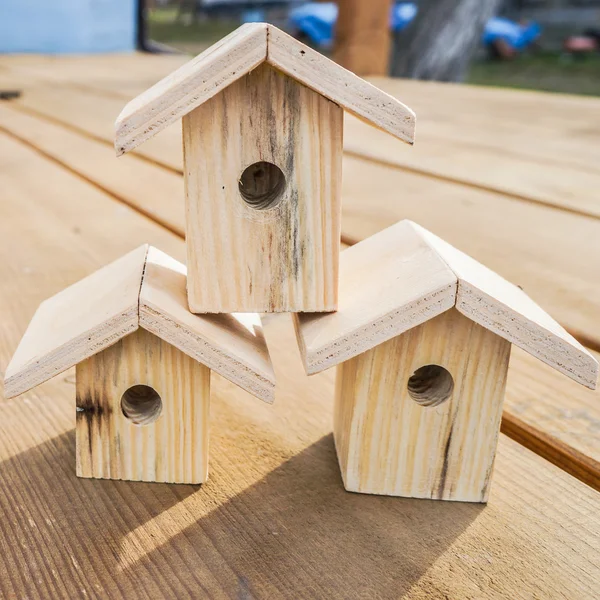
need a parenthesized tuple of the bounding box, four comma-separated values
(114, 23, 415, 314)
(294, 220, 598, 502)
(4, 245, 274, 485)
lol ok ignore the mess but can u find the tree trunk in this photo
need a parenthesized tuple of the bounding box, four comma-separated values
(334, 0, 393, 76)
(391, 0, 502, 82)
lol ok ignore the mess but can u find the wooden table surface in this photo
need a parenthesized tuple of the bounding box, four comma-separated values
(0, 53, 599, 599)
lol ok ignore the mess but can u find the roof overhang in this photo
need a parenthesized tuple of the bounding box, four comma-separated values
(115, 23, 416, 156)
(4, 246, 275, 403)
(294, 221, 598, 390)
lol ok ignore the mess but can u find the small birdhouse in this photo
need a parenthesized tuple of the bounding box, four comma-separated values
(4, 246, 274, 485)
(294, 220, 598, 502)
(114, 23, 415, 314)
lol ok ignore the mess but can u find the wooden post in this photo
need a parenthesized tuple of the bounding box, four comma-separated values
(334, 0, 393, 76)
(334, 308, 511, 502)
(183, 63, 343, 313)
(76, 327, 210, 484)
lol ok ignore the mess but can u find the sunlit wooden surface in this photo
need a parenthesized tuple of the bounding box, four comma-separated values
(0, 53, 599, 598)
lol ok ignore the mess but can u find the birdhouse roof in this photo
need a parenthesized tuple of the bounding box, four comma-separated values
(115, 23, 416, 156)
(4, 246, 275, 402)
(294, 220, 598, 389)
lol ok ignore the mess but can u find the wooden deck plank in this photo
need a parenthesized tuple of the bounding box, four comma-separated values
(343, 78, 600, 218)
(341, 156, 600, 341)
(0, 103, 185, 236)
(1, 98, 598, 343)
(2, 55, 599, 218)
(0, 131, 599, 598)
(368, 77, 600, 172)
(1, 99, 599, 490)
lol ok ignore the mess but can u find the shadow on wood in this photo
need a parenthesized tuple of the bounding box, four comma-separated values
(0, 428, 481, 598)
(119, 434, 482, 597)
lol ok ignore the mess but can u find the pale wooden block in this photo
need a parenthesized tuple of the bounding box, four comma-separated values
(4, 245, 148, 398)
(266, 24, 415, 145)
(295, 220, 598, 389)
(140, 246, 275, 402)
(294, 220, 457, 374)
(114, 24, 415, 156)
(184, 63, 343, 314)
(115, 23, 268, 155)
(5, 245, 275, 404)
(76, 328, 210, 484)
(414, 222, 599, 389)
(335, 308, 511, 502)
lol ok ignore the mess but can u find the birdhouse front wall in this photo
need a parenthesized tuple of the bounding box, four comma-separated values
(334, 308, 511, 503)
(183, 62, 343, 313)
(76, 328, 210, 484)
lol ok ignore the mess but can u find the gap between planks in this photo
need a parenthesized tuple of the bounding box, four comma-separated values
(5, 77, 600, 224)
(1, 109, 599, 492)
(501, 412, 600, 491)
(343, 148, 600, 223)
(4, 104, 597, 354)
(0, 124, 183, 239)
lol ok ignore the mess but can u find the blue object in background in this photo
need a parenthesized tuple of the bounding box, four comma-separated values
(390, 3, 418, 33)
(289, 3, 540, 53)
(288, 2, 417, 48)
(288, 3, 338, 47)
(483, 18, 541, 51)
(242, 9, 267, 24)
(0, 0, 138, 54)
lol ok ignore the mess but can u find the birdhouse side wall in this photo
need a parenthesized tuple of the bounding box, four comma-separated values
(334, 308, 511, 502)
(76, 328, 210, 484)
(183, 62, 343, 313)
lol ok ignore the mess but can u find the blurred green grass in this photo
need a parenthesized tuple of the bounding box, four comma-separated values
(148, 7, 238, 54)
(149, 8, 600, 97)
(468, 52, 600, 97)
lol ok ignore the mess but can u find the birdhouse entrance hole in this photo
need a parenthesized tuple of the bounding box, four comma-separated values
(238, 161, 285, 210)
(407, 365, 454, 408)
(121, 384, 162, 425)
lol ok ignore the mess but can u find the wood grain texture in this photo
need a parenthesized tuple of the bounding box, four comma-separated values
(294, 220, 457, 374)
(266, 25, 415, 144)
(335, 308, 511, 502)
(1, 56, 599, 492)
(76, 328, 210, 484)
(415, 222, 598, 389)
(183, 63, 343, 313)
(2, 89, 598, 491)
(345, 76, 600, 218)
(340, 155, 600, 346)
(1, 133, 600, 598)
(4, 245, 148, 398)
(7, 84, 599, 349)
(0, 103, 186, 236)
(115, 23, 268, 155)
(114, 24, 414, 155)
(296, 220, 597, 391)
(4, 240, 274, 404)
(5, 53, 600, 220)
(140, 247, 275, 402)
(12, 81, 597, 352)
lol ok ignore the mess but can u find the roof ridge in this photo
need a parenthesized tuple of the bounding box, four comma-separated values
(136, 243, 151, 323)
(408, 221, 598, 389)
(138, 247, 276, 403)
(404, 220, 461, 293)
(115, 24, 415, 156)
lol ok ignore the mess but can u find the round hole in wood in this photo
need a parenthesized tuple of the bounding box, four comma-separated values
(407, 365, 454, 408)
(238, 161, 286, 210)
(121, 385, 162, 425)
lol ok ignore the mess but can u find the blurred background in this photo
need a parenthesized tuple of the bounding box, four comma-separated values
(1, 0, 599, 95)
